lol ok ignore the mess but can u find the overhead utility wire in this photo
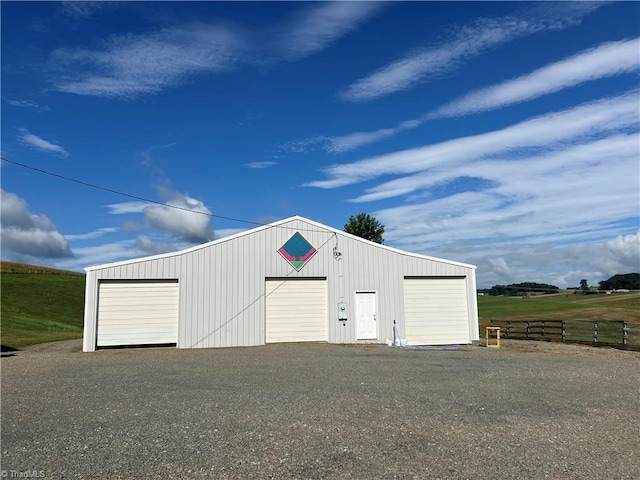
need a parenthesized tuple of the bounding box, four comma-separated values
(1, 157, 330, 235)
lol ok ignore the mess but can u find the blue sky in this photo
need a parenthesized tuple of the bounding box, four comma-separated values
(1, 1, 639, 288)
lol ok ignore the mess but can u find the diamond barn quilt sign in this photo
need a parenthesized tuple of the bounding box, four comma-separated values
(278, 232, 317, 271)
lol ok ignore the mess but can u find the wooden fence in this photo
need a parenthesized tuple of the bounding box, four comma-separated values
(481, 319, 638, 349)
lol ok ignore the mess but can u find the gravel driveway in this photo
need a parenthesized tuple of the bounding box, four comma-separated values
(2, 340, 639, 479)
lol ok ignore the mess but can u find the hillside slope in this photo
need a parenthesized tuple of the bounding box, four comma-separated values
(1, 262, 85, 349)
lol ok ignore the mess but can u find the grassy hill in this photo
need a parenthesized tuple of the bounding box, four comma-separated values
(1, 262, 85, 349)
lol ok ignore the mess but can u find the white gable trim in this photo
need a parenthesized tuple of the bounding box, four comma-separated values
(85, 215, 476, 272)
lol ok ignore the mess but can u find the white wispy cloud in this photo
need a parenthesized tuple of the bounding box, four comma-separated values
(17, 129, 69, 158)
(306, 91, 640, 190)
(367, 133, 639, 288)
(274, 2, 384, 59)
(49, 3, 384, 99)
(50, 23, 246, 98)
(352, 132, 639, 203)
(65, 227, 119, 241)
(244, 161, 277, 169)
(61, 1, 109, 19)
(325, 119, 423, 154)
(431, 37, 640, 118)
(340, 2, 604, 102)
(5, 99, 49, 111)
(215, 228, 246, 239)
(0, 189, 73, 260)
(106, 201, 148, 215)
(55, 240, 137, 270)
(307, 37, 640, 154)
(377, 133, 638, 237)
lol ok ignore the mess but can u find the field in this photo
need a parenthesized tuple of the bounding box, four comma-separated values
(477, 291, 640, 321)
(478, 291, 640, 346)
(1, 262, 85, 349)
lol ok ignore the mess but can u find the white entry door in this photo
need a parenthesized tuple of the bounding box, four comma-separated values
(356, 292, 377, 340)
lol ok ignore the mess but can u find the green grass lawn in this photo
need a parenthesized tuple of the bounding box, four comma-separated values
(478, 292, 640, 321)
(1, 273, 85, 349)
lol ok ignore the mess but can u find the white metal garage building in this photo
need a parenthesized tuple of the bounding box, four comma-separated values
(82, 216, 479, 351)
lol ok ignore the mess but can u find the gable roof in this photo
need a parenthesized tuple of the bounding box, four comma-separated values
(85, 215, 476, 271)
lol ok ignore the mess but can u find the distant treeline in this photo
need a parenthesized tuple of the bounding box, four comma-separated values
(479, 282, 560, 296)
(478, 273, 640, 296)
(598, 273, 639, 290)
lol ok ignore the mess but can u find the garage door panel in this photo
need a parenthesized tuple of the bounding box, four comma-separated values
(266, 279, 327, 343)
(404, 278, 469, 345)
(97, 281, 178, 347)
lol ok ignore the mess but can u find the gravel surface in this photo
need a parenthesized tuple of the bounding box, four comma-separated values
(2, 340, 639, 479)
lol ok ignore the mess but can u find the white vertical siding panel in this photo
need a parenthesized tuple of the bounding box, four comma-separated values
(233, 237, 241, 346)
(203, 246, 212, 347)
(192, 250, 200, 347)
(182, 253, 194, 348)
(467, 273, 479, 341)
(197, 250, 204, 347)
(234, 237, 242, 346)
(212, 245, 222, 348)
(82, 271, 98, 352)
(240, 235, 247, 346)
(226, 241, 235, 347)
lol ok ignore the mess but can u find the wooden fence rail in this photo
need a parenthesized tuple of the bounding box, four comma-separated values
(484, 319, 636, 347)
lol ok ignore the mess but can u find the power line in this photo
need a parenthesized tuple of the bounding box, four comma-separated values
(1, 156, 330, 235)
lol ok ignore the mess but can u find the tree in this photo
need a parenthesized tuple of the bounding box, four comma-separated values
(599, 273, 640, 290)
(579, 279, 589, 291)
(344, 213, 385, 244)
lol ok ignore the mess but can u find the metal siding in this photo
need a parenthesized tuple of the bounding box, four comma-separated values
(467, 273, 480, 341)
(82, 271, 97, 352)
(83, 216, 476, 351)
(178, 254, 190, 348)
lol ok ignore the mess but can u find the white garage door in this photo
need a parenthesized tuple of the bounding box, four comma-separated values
(265, 278, 327, 343)
(403, 278, 470, 345)
(97, 281, 179, 347)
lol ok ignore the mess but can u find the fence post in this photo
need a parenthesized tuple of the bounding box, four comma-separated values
(506, 321, 510, 338)
(561, 320, 566, 342)
(622, 322, 628, 345)
(593, 321, 598, 343)
(541, 321, 545, 339)
(526, 321, 530, 339)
